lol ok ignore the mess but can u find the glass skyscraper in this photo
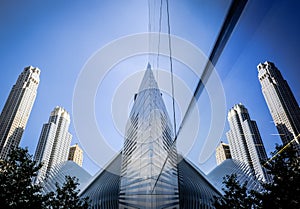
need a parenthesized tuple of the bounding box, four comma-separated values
(226, 103, 269, 182)
(119, 63, 179, 208)
(34, 106, 72, 183)
(257, 61, 300, 154)
(0, 66, 40, 159)
(80, 64, 220, 208)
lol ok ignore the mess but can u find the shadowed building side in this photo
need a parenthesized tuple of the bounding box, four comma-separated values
(79, 153, 122, 208)
(178, 156, 222, 208)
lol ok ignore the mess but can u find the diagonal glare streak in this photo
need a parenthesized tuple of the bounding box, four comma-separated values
(151, 0, 248, 193)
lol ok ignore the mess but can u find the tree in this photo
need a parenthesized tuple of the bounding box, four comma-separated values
(0, 147, 46, 209)
(257, 144, 300, 209)
(48, 176, 90, 209)
(0, 147, 90, 209)
(212, 174, 258, 209)
(212, 144, 300, 209)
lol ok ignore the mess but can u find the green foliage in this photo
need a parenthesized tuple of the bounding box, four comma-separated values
(212, 174, 258, 209)
(212, 144, 300, 209)
(48, 176, 90, 209)
(257, 144, 300, 209)
(0, 147, 46, 209)
(0, 147, 90, 209)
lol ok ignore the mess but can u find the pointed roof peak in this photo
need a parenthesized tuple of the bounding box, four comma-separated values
(138, 62, 159, 92)
(147, 62, 151, 70)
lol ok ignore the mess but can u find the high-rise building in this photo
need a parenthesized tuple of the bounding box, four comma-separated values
(0, 66, 40, 159)
(34, 106, 72, 183)
(226, 103, 269, 182)
(216, 141, 231, 165)
(80, 63, 220, 208)
(119, 63, 179, 208)
(257, 61, 300, 153)
(68, 143, 83, 166)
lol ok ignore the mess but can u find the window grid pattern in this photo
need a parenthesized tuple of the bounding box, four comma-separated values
(119, 64, 179, 209)
(0, 66, 40, 159)
(258, 61, 300, 154)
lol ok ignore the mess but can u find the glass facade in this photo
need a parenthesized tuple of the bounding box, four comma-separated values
(208, 159, 263, 192)
(80, 152, 222, 209)
(80, 153, 122, 208)
(178, 156, 222, 208)
(79, 64, 221, 208)
(119, 63, 179, 208)
(41, 160, 91, 194)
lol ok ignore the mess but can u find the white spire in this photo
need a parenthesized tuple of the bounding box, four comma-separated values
(138, 62, 159, 92)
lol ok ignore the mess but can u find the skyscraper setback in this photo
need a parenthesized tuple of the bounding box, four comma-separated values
(226, 103, 269, 182)
(34, 106, 72, 183)
(257, 61, 300, 153)
(0, 66, 40, 159)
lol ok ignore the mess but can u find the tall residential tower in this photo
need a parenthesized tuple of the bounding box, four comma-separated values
(0, 66, 40, 159)
(34, 106, 72, 183)
(226, 103, 269, 182)
(257, 61, 300, 153)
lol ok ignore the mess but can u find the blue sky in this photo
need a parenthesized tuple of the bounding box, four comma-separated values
(0, 0, 299, 175)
